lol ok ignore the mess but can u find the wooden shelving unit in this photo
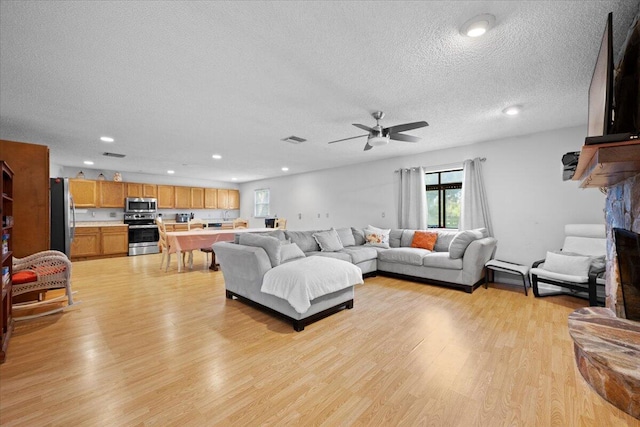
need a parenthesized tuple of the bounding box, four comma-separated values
(572, 139, 640, 188)
(1, 161, 15, 363)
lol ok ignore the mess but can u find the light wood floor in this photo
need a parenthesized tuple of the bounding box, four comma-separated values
(1, 253, 638, 426)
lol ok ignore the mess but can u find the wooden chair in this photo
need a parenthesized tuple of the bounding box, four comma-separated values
(233, 218, 249, 229)
(157, 218, 185, 271)
(12, 250, 79, 320)
(274, 218, 287, 229)
(188, 218, 213, 267)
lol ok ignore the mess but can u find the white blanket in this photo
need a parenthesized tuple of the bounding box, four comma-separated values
(261, 256, 364, 314)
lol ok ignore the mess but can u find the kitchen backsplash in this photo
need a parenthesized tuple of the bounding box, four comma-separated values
(75, 208, 239, 222)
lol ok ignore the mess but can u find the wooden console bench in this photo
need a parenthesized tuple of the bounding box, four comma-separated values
(568, 307, 640, 419)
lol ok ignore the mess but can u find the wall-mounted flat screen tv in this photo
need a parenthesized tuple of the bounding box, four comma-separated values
(587, 13, 614, 138)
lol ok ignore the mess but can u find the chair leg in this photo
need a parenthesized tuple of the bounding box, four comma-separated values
(160, 251, 166, 270)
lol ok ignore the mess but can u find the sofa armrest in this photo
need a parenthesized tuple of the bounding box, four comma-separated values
(213, 242, 272, 295)
(462, 237, 498, 282)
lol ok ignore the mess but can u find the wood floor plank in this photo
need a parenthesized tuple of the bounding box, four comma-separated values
(0, 254, 638, 426)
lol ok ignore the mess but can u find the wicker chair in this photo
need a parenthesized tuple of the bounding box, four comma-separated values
(12, 250, 78, 320)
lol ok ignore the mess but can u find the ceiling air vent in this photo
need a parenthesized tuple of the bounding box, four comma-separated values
(282, 136, 306, 144)
(103, 152, 126, 158)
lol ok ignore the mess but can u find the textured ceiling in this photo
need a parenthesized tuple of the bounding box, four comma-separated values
(1, 1, 638, 182)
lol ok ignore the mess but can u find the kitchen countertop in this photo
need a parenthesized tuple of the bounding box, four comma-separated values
(76, 221, 127, 227)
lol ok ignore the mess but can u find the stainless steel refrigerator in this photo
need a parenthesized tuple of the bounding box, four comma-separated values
(50, 178, 76, 257)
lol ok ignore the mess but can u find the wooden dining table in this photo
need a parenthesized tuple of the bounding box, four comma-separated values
(165, 227, 273, 272)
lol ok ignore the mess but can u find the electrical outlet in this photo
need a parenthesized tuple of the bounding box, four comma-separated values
(317, 213, 320, 218)
(382, 212, 385, 218)
(298, 213, 302, 220)
(326, 213, 329, 218)
(92, 211, 96, 217)
(109, 212, 116, 218)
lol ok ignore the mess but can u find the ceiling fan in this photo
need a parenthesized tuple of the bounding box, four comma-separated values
(327, 111, 429, 151)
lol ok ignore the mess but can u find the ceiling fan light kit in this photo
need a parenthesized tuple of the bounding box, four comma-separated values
(327, 111, 428, 151)
(460, 13, 496, 37)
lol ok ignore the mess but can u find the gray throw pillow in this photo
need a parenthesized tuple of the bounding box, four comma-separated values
(389, 229, 403, 248)
(449, 230, 479, 259)
(239, 233, 282, 267)
(336, 227, 356, 247)
(313, 228, 344, 252)
(351, 227, 366, 246)
(280, 242, 306, 263)
(285, 230, 320, 252)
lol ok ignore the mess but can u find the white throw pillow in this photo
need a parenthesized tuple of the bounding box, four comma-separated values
(543, 251, 591, 276)
(364, 225, 390, 248)
(313, 228, 344, 252)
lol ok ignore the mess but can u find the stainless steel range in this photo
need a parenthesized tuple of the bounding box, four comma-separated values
(124, 212, 160, 256)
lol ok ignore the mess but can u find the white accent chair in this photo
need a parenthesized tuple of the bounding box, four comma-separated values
(530, 224, 606, 306)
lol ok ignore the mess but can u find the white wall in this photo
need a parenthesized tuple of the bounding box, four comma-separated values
(240, 125, 605, 269)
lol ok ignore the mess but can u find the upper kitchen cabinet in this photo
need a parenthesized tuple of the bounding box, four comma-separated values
(228, 189, 240, 209)
(190, 187, 204, 209)
(174, 186, 190, 209)
(157, 185, 175, 209)
(69, 179, 97, 208)
(216, 189, 240, 209)
(217, 189, 228, 209)
(204, 188, 218, 209)
(99, 181, 125, 208)
(127, 183, 158, 198)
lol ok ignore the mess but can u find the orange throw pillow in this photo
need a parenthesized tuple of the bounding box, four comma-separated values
(411, 231, 438, 250)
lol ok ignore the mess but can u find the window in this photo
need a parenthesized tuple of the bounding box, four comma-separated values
(254, 188, 270, 218)
(425, 169, 462, 228)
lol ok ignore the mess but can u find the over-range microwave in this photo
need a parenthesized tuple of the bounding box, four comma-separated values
(125, 197, 157, 213)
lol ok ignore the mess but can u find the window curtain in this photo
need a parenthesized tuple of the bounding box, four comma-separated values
(460, 158, 493, 236)
(398, 167, 427, 229)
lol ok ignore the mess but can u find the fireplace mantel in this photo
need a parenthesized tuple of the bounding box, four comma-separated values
(572, 139, 640, 188)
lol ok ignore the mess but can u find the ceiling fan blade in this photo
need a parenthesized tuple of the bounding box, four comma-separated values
(389, 133, 420, 143)
(353, 123, 374, 132)
(364, 142, 373, 151)
(327, 134, 367, 144)
(385, 121, 429, 134)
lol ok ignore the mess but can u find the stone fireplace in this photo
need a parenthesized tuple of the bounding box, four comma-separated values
(604, 173, 640, 316)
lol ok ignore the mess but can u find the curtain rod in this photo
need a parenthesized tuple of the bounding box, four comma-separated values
(394, 157, 486, 173)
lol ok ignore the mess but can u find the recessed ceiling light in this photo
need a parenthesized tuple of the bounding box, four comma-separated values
(212, 154, 222, 160)
(83, 160, 94, 165)
(502, 105, 523, 116)
(231, 177, 238, 181)
(281, 167, 289, 172)
(460, 13, 496, 37)
(167, 170, 175, 174)
(100, 136, 114, 142)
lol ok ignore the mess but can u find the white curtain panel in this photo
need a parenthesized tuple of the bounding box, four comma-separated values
(460, 158, 494, 236)
(398, 167, 427, 229)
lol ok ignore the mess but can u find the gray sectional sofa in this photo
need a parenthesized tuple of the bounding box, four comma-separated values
(213, 227, 497, 330)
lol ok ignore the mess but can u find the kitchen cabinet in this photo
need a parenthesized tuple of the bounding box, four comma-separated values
(228, 189, 240, 209)
(164, 223, 188, 232)
(204, 188, 218, 209)
(1, 161, 14, 363)
(217, 189, 239, 209)
(175, 186, 190, 209)
(157, 185, 175, 209)
(69, 179, 97, 208)
(191, 187, 204, 209)
(217, 189, 229, 209)
(99, 181, 125, 208)
(71, 226, 129, 259)
(127, 183, 158, 198)
(71, 227, 101, 258)
(101, 226, 129, 255)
